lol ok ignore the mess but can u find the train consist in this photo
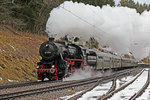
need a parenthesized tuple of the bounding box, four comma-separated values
(36, 38, 138, 81)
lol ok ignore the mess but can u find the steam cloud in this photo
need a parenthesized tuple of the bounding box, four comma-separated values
(46, 1, 150, 59)
(63, 67, 104, 81)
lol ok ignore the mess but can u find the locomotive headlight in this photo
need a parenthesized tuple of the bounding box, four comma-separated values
(36, 66, 39, 69)
(52, 65, 55, 68)
(46, 44, 49, 47)
(50, 68, 55, 74)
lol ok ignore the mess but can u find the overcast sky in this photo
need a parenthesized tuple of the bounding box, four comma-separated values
(115, 0, 150, 5)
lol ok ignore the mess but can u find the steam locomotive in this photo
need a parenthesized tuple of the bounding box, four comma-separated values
(36, 38, 137, 81)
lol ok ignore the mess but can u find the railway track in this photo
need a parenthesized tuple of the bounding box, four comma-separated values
(0, 68, 137, 100)
(66, 78, 117, 100)
(0, 80, 61, 90)
(95, 68, 150, 100)
(114, 69, 149, 100)
(129, 69, 150, 100)
(67, 68, 148, 100)
(0, 67, 139, 90)
(0, 68, 139, 96)
(97, 69, 145, 100)
(57, 68, 142, 100)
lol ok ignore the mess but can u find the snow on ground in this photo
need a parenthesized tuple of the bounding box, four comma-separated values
(60, 69, 148, 100)
(136, 68, 150, 100)
(60, 81, 112, 100)
(0, 49, 6, 52)
(8, 79, 18, 82)
(10, 45, 17, 51)
(145, 68, 150, 71)
(8, 79, 14, 82)
(60, 91, 84, 100)
(116, 76, 134, 89)
(0, 66, 3, 70)
(108, 70, 149, 100)
(77, 81, 112, 100)
(115, 69, 145, 89)
(60, 75, 135, 100)
(136, 82, 150, 100)
(0, 77, 2, 81)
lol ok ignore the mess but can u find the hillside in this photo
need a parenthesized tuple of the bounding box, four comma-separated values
(0, 25, 47, 84)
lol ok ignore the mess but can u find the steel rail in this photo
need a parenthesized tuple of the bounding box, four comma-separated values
(67, 79, 101, 100)
(129, 70, 150, 100)
(63, 68, 137, 100)
(67, 68, 142, 100)
(67, 78, 116, 100)
(0, 80, 61, 90)
(96, 78, 116, 100)
(0, 69, 134, 100)
(0, 78, 104, 100)
(98, 69, 145, 100)
(0, 68, 137, 90)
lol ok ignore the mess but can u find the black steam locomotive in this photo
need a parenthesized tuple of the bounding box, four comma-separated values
(36, 38, 137, 81)
(36, 38, 96, 81)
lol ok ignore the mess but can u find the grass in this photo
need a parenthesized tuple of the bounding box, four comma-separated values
(0, 25, 47, 84)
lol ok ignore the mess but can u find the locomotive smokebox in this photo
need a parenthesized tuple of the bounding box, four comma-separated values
(49, 37, 55, 42)
(39, 37, 58, 61)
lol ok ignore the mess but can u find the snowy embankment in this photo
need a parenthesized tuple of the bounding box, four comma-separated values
(60, 81, 112, 100)
(136, 83, 150, 100)
(60, 69, 148, 100)
(108, 69, 149, 100)
(136, 68, 150, 100)
(77, 82, 112, 100)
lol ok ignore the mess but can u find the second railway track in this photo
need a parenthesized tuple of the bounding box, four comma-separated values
(65, 68, 147, 100)
(94, 68, 150, 100)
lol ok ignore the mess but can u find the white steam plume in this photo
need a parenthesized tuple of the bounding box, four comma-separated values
(46, 1, 150, 59)
(63, 67, 104, 81)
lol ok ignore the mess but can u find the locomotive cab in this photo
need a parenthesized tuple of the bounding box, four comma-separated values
(86, 51, 97, 68)
(64, 44, 84, 73)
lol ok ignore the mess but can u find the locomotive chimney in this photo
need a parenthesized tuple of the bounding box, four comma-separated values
(49, 37, 55, 42)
